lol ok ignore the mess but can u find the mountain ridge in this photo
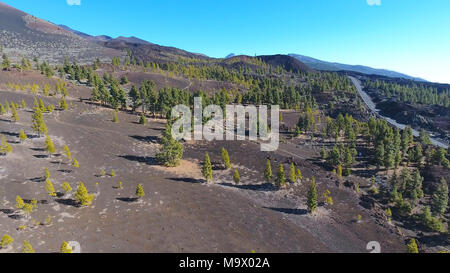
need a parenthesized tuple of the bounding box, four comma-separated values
(289, 53, 426, 82)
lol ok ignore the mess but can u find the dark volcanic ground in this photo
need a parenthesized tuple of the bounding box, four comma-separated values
(0, 87, 408, 253)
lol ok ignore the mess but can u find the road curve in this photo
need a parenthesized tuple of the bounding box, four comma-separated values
(349, 76, 448, 149)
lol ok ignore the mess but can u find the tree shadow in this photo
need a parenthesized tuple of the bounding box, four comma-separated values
(130, 135, 159, 144)
(23, 199, 48, 205)
(33, 154, 48, 159)
(30, 147, 46, 152)
(264, 207, 308, 215)
(55, 198, 80, 207)
(58, 169, 73, 174)
(0, 131, 18, 138)
(117, 197, 138, 203)
(170, 177, 203, 184)
(118, 155, 157, 165)
(0, 208, 14, 215)
(29, 177, 45, 183)
(220, 182, 276, 192)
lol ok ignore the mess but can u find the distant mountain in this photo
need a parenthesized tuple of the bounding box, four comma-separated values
(59, 25, 151, 45)
(258, 54, 312, 74)
(289, 54, 426, 82)
(225, 53, 236, 59)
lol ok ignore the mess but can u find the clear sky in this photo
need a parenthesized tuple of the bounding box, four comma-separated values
(3, 0, 450, 83)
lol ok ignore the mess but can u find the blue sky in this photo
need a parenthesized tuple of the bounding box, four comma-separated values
(3, 0, 450, 83)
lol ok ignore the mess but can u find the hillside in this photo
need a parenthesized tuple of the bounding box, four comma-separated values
(0, 1, 124, 64)
(258, 54, 312, 74)
(0, 2, 449, 255)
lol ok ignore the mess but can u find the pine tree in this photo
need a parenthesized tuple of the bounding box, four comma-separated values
(419, 129, 431, 145)
(156, 124, 184, 167)
(45, 178, 56, 197)
(320, 146, 327, 160)
(120, 76, 129, 85)
(4, 99, 10, 112)
(407, 238, 419, 253)
(74, 182, 94, 206)
(129, 85, 141, 112)
(336, 164, 343, 181)
(0, 135, 12, 155)
(376, 144, 385, 169)
(31, 108, 47, 136)
(275, 164, 286, 188)
(323, 189, 333, 205)
(45, 135, 56, 157)
(72, 158, 79, 168)
(22, 203, 33, 218)
(63, 145, 72, 161)
(233, 170, 240, 184)
(307, 178, 318, 213)
(2, 53, 10, 70)
(0, 103, 5, 115)
(202, 152, 213, 182)
(264, 159, 273, 183)
(111, 169, 116, 177)
(296, 169, 303, 183)
(432, 178, 448, 216)
(39, 99, 46, 112)
(136, 184, 145, 198)
(60, 241, 72, 253)
(139, 113, 147, 125)
(44, 167, 50, 179)
(15, 195, 25, 209)
(0, 234, 13, 249)
(11, 103, 19, 122)
(18, 129, 27, 142)
(221, 147, 231, 169)
(23, 240, 35, 253)
(62, 182, 72, 194)
(59, 97, 68, 110)
(289, 162, 296, 183)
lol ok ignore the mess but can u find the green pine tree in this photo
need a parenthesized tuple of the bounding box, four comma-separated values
(74, 182, 94, 206)
(31, 107, 47, 136)
(233, 170, 241, 184)
(0, 135, 12, 155)
(45, 135, 56, 157)
(45, 178, 56, 197)
(275, 164, 286, 188)
(407, 238, 419, 253)
(156, 124, 184, 167)
(136, 184, 145, 198)
(432, 178, 448, 216)
(60, 241, 72, 253)
(18, 129, 27, 142)
(307, 178, 318, 214)
(289, 162, 296, 183)
(23, 240, 35, 253)
(0, 234, 13, 249)
(59, 97, 68, 110)
(202, 152, 213, 182)
(11, 103, 19, 122)
(264, 159, 273, 183)
(139, 113, 147, 125)
(221, 147, 231, 169)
